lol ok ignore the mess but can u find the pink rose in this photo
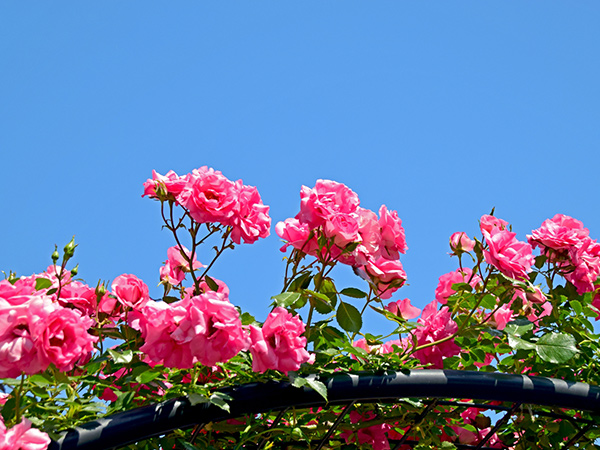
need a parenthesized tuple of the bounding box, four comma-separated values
(0, 417, 50, 450)
(324, 212, 360, 248)
(249, 307, 311, 374)
(0, 278, 37, 306)
(337, 208, 381, 267)
(160, 246, 204, 286)
(363, 257, 407, 299)
(484, 229, 534, 280)
(130, 301, 196, 369)
(184, 292, 248, 367)
(298, 180, 360, 228)
(493, 303, 513, 331)
(142, 170, 187, 201)
(178, 167, 238, 225)
(385, 298, 421, 319)
(29, 301, 96, 371)
(378, 205, 407, 260)
(479, 215, 509, 237)
(275, 218, 318, 254)
(230, 182, 271, 245)
(111, 274, 150, 309)
(55, 280, 97, 317)
(0, 297, 53, 378)
(564, 237, 600, 294)
(413, 300, 461, 368)
(528, 214, 589, 255)
(449, 232, 475, 253)
(435, 268, 482, 304)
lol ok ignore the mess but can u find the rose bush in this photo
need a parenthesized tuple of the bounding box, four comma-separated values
(0, 166, 599, 449)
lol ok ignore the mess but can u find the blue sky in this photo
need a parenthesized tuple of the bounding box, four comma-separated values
(1, 2, 599, 330)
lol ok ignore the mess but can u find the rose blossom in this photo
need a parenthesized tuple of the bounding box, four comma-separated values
(111, 274, 150, 310)
(378, 205, 407, 260)
(183, 292, 248, 367)
(564, 237, 600, 294)
(0, 417, 50, 450)
(55, 280, 98, 317)
(479, 215, 509, 237)
(528, 214, 589, 255)
(413, 300, 461, 368)
(160, 246, 204, 286)
(363, 257, 407, 299)
(435, 268, 482, 304)
(275, 218, 318, 254)
(449, 232, 475, 253)
(230, 182, 271, 245)
(249, 307, 311, 374)
(298, 180, 360, 228)
(142, 169, 187, 200)
(178, 167, 238, 225)
(385, 298, 421, 320)
(0, 299, 48, 378)
(129, 300, 195, 369)
(0, 278, 37, 306)
(29, 300, 96, 371)
(484, 229, 535, 280)
(323, 212, 360, 248)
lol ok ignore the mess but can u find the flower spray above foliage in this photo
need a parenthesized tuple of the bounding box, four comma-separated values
(0, 166, 599, 450)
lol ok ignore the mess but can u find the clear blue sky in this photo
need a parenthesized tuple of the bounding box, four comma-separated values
(1, 2, 599, 330)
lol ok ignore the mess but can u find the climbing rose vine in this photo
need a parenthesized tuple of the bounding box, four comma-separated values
(0, 166, 599, 449)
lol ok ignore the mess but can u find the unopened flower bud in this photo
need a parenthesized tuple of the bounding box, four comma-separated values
(51, 246, 60, 263)
(63, 237, 77, 259)
(70, 264, 79, 277)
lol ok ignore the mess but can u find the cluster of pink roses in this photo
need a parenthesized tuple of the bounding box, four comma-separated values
(129, 288, 311, 374)
(143, 167, 271, 245)
(528, 214, 600, 294)
(0, 268, 97, 378)
(277, 180, 408, 299)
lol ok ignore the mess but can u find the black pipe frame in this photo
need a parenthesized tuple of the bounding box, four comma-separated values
(49, 370, 600, 450)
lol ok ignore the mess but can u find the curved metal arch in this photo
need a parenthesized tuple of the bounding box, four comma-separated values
(50, 370, 600, 450)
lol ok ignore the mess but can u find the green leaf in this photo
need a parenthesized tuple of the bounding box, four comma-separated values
(339, 287, 367, 299)
(209, 392, 232, 412)
(305, 289, 334, 314)
(135, 370, 162, 384)
(35, 278, 52, 291)
(272, 292, 301, 308)
(162, 296, 180, 304)
(289, 375, 327, 401)
(480, 294, 497, 310)
(304, 378, 327, 401)
(288, 273, 312, 292)
(570, 300, 583, 316)
(188, 393, 208, 406)
(240, 312, 257, 326)
(507, 335, 536, 351)
(107, 349, 134, 364)
(320, 277, 338, 308)
(504, 318, 534, 337)
(321, 326, 346, 346)
(204, 276, 219, 292)
(536, 332, 578, 364)
(534, 255, 547, 269)
(336, 302, 362, 333)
